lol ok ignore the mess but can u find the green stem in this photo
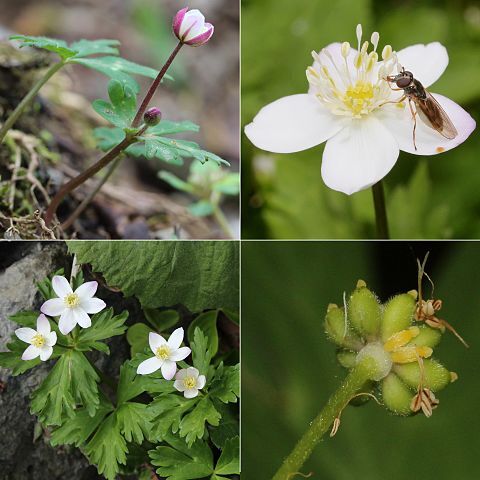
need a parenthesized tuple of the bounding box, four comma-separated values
(213, 205, 234, 239)
(371, 180, 390, 239)
(272, 359, 376, 480)
(0, 60, 65, 143)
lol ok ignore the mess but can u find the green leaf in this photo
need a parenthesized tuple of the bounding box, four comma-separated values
(76, 308, 129, 353)
(0, 349, 41, 376)
(67, 241, 239, 312)
(179, 397, 221, 447)
(69, 39, 120, 58)
(149, 120, 200, 135)
(50, 394, 114, 447)
(10, 34, 76, 59)
(158, 171, 194, 192)
(30, 350, 100, 425)
(144, 308, 180, 332)
(209, 364, 240, 404)
(117, 402, 151, 443)
(149, 434, 214, 480)
(126, 323, 150, 357)
(85, 412, 127, 480)
(213, 174, 240, 196)
(93, 126, 125, 151)
(92, 80, 136, 127)
(188, 310, 219, 357)
(191, 328, 213, 376)
(92, 99, 128, 128)
(37, 269, 64, 300)
(145, 138, 183, 164)
(188, 200, 215, 217)
(209, 402, 239, 449)
(214, 436, 239, 475)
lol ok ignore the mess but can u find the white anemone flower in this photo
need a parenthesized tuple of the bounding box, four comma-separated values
(15, 314, 57, 361)
(245, 25, 476, 195)
(40, 275, 106, 335)
(136, 327, 191, 380)
(174, 367, 206, 398)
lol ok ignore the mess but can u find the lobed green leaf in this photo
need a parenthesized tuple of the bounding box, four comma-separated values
(214, 436, 240, 475)
(179, 397, 221, 447)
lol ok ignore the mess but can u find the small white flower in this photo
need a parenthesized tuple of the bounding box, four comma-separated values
(40, 275, 106, 335)
(15, 314, 57, 361)
(174, 367, 206, 398)
(136, 327, 191, 380)
(245, 24, 476, 195)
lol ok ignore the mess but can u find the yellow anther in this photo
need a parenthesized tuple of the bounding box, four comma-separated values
(307, 66, 319, 78)
(342, 81, 374, 116)
(361, 41, 369, 55)
(31, 333, 45, 348)
(366, 52, 378, 72)
(183, 376, 196, 389)
(382, 44, 392, 61)
(155, 345, 170, 360)
(354, 53, 363, 69)
(341, 41, 350, 58)
(384, 326, 420, 352)
(390, 345, 432, 364)
(64, 293, 80, 308)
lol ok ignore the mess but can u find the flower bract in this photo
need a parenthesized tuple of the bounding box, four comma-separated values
(174, 366, 206, 398)
(40, 275, 106, 335)
(245, 25, 476, 194)
(136, 327, 191, 380)
(15, 314, 57, 361)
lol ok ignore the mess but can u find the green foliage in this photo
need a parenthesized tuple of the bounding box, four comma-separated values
(188, 311, 219, 357)
(191, 328, 214, 376)
(126, 323, 151, 357)
(67, 241, 239, 312)
(144, 308, 180, 331)
(209, 364, 240, 404)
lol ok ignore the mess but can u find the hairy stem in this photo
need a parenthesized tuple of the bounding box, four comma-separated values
(272, 358, 376, 480)
(131, 41, 183, 127)
(371, 180, 390, 239)
(0, 61, 65, 143)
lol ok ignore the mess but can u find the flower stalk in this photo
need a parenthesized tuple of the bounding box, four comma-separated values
(371, 180, 389, 239)
(272, 357, 377, 480)
(0, 60, 65, 144)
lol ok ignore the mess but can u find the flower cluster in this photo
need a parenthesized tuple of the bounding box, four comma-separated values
(137, 328, 206, 398)
(15, 275, 106, 361)
(245, 24, 475, 195)
(325, 280, 458, 417)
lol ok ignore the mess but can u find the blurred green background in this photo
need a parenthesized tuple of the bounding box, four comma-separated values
(242, 0, 480, 239)
(242, 241, 480, 479)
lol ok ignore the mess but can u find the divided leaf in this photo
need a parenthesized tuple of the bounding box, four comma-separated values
(10, 35, 76, 59)
(209, 364, 240, 404)
(179, 397, 221, 447)
(191, 328, 213, 376)
(69, 39, 120, 58)
(188, 311, 219, 357)
(214, 436, 240, 475)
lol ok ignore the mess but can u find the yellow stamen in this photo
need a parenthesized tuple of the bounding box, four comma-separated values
(342, 80, 374, 116)
(183, 376, 197, 389)
(384, 326, 420, 352)
(391, 346, 432, 364)
(155, 345, 170, 360)
(31, 333, 45, 348)
(64, 293, 80, 308)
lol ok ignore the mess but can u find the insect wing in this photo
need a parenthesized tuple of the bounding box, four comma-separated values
(414, 91, 457, 139)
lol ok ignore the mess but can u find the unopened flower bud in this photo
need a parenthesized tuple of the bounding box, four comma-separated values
(173, 7, 214, 47)
(144, 107, 162, 126)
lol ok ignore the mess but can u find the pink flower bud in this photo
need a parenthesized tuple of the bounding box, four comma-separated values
(173, 7, 214, 47)
(144, 107, 162, 126)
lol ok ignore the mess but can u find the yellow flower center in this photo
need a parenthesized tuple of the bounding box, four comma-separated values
(384, 326, 433, 364)
(64, 293, 80, 308)
(155, 345, 170, 360)
(31, 333, 45, 348)
(183, 376, 197, 389)
(342, 80, 374, 116)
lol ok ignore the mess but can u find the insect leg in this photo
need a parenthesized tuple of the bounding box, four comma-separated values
(379, 94, 406, 108)
(407, 98, 418, 151)
(384, 81, 404, 92)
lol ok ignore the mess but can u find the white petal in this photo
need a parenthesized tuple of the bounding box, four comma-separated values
(41, 298, 66, 317)
(197, 375, 206, 390)
(51, 275, 72, 298)
(75, 281, 98, 299)
(46, 331, 57, 347)
(22, 345, 40, 360)
(73, 308, 91, 329)
(180, 9, 205, 39)
(396, 43, 448, 88)
(15, 327, 36, 343)
(149, 332, 167, 352)
(39, 346, 53, 361)
(137, 356, 162, 375)
(174, 379, 186, 392)
(168, 327, 185, 350)
(170, 347, 191, 362)
(245, 94, 343, 153)
(184, 388, 199, 399)
(321, 117, 399, 195)
(186, 367, 200, 378)
(79, 297, 106, 314)
(379, 93, 476, 155)
(175, 368, 188, 380)
(59, 309, 77, 335)
(36, 314, 51, 335)
(161, 360, 177, 380)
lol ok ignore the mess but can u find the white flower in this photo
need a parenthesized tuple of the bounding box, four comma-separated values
(15, 314, 57, 361)
(245, 25, 476, 195)
(173, 7, 214, 47)
(40, 275, 106, 335)
(174, 367, 206, 398)
(136, 327, 191, 380)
